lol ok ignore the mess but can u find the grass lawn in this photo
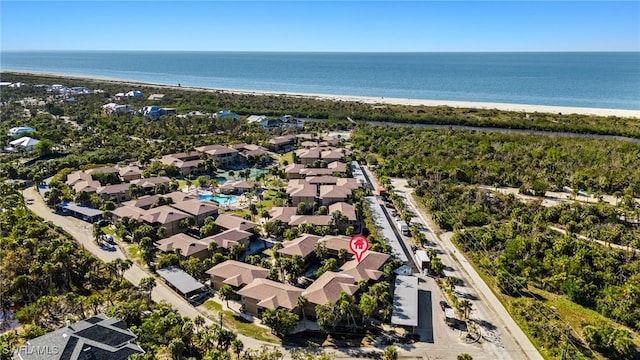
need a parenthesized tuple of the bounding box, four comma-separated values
(178, 179, 201, 188)
(257, 189, 280, 210)
(273, 151, 294, 166)
(101, 226, 115, 235)
(203, 299, 223, 311)
(202, 300, 281, 344)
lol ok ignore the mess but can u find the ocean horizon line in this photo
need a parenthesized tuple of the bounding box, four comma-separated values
(3, 50, 640, 54)
(3, 69, 640, 119)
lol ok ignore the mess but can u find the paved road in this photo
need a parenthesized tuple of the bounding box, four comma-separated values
(22, 187, 272, 352)
(381, 176, 543, 360)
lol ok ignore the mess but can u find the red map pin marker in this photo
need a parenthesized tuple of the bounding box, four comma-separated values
(349, 234, 369, 263)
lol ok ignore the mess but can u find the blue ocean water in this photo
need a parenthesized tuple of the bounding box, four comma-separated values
(1, 51, 639, 110)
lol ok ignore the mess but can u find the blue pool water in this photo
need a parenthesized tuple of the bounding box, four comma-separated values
(199, 194, 237, 205)
(214, 176, 227, 185)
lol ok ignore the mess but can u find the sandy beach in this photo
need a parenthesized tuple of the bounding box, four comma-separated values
(4, 70, 640, 118)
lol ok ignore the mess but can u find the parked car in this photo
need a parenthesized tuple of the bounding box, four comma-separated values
(188, 293, 207, 305)
(439, 300, 449, 311)
(105, 235, 115, 245)
(97, 219, 110, 227)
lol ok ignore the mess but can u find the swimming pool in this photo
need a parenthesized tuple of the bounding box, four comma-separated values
(214, 176, 227, 185)
(199, 194, 237, 205)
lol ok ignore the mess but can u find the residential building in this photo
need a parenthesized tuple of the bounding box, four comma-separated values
(277, 234, 322, 261)
(72, 180, 101, 194)
(215, 213, 257, 232)
(284, 164, 306, 179)
(300, 141, 319, 148)
(111, 205, 147, 223)
(286, 180, 317, 206)
(200, 228, 253, 250)
(299, 161, 348, 177)
(130, 176, 171, 193)
(126, 90, 142, 98)
(219, 180, 256, 195)
(328, 202, 358, 225)
(268, 135, 296, 152)
(96, 183, 132, 203)
(317, 235, 352, 257)
(306, 176, 340, 186)
(155, 233, 209, 259)
(195, 145, 240, 168)
(122, 195, 163, 210)
(319, 179, 360, 205)
(142, 205, 190, 237)
(288, 215, 332, 227)
(246, 115, 267, 124)
(119, 165, 143, 182)
(213, 110, 241, 120)
(296, 147, 350, 165)
(302, 272, 358, 319)
(102, 103, 136, 115)
(140, 106, 176, 120)
(8, 137, 40, 152)
(66, 171, 93, 187)
(236, 278, 304, 316)
(164, 191, 198, 204)
(339, 251, 390, 282)
(267, 207, 298, 224)
(170, 199, 219, 226)
(159, 152, 204, 177)
(15, 314, 143, 360)
(8, 126, 35, 136)
(206, 260, 269, 291)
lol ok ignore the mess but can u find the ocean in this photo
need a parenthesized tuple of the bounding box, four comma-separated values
(1, 51, 639, 110)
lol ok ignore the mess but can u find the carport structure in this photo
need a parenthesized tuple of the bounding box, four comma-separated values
(56, 202, 102, 223)
(391, 275, 418, 331)
(156, 266, 206, 299)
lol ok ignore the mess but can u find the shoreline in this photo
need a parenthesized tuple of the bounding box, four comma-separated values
(3, 69, 640, 118)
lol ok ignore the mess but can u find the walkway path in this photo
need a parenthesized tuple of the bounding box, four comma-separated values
(549, 226, 639, 254)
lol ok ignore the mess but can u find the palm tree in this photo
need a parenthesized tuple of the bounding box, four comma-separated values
(139, 276, 156, 303)
(218, 285, 234, 308)
(168, 337, 185, 360)
(359, 293, 376, 325)
(297, 295, 308, 321)
(194, 315, 205, 332)
(315, 302, 338, 332)
(382, 346, 398, 360)
(231, 338, 244, 359)
(93, 223, 105, 246)
(459, 299, 473, 320)
(446, 276, 458, 292)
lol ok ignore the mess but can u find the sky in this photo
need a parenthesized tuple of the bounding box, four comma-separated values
(1, 1, 639, 52)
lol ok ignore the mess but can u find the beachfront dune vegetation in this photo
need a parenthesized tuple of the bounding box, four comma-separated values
(3, 72, 640, 139)
(352, 125, 640, 359)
